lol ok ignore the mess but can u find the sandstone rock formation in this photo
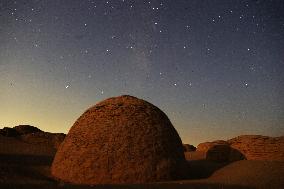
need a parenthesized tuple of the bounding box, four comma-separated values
(0, 125, 42, 137)
(196, 140, 228, 152)
(0, 125, 66, 152)
(183, 144, 196, 152)
(0, 127, 19, 137)
(51, 95, 186, 184)
(206, 144, 231, 162)
(14, 125, 42, 135)
(228, 135, 284, 161)
(197, 140, 245, 162)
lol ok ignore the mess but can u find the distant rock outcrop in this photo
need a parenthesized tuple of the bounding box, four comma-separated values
(196, 135, 284, 162)
(51, 95, 187, 184)
(0, 125, 66, 151)
(14, 125, 42, 135)
(0, 127, 20, 137)
(197, 140, 229, 152)
(206, 144, 231, 162)
(228, 135, 284, 161)
(183, 144, 196, 152)
(0, 125, 66, 156)
(0, 125, 42, 137)
(197, 140, 245, 162)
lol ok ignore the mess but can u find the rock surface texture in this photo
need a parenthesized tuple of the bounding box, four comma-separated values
(51, 95, 186, 184)
(228, 135, 284, 161)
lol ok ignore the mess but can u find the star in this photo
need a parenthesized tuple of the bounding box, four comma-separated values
(249, 66, 256, 72)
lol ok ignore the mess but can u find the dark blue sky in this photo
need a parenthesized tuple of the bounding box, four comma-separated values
(1, 0, 283, 145)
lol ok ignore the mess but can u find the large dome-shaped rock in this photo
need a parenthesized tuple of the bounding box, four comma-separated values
(228, 135, 284, 161)
(51, 95, 186, 184)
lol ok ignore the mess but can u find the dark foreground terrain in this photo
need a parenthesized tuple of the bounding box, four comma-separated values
(0, 126, 283, 189)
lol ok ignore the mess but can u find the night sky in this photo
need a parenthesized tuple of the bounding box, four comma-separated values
(1, 0, 283, 145)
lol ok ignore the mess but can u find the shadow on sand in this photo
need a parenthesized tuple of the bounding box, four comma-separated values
(0, 153, 54, 166)
(0, 153, 55, 183)
(0, 153, 253, 189)
(186, 159, 230, 179)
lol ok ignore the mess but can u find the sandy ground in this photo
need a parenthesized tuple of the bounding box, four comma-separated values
(0, 136, 283, 189)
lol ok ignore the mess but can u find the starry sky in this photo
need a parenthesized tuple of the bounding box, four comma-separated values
(1, 0, 283, 145)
